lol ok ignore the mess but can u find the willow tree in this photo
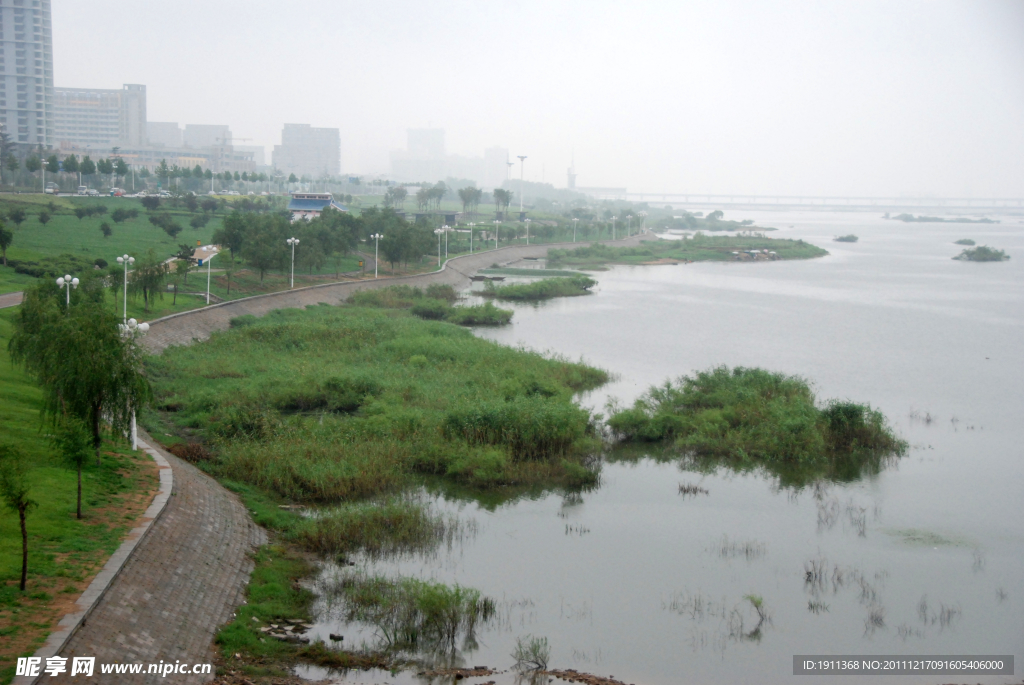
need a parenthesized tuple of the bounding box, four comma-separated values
(8, 284, 152, 465)
(0, 445, 35, 591)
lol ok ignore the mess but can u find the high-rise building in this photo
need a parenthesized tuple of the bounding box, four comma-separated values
(0, 0, 54, 149)
(53, 84, 146, 150)
(272, 123, 340, 178)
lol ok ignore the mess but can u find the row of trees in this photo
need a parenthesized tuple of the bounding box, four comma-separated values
(3, 281, 152, 589)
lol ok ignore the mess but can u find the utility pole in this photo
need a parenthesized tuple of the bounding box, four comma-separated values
(517, 155, 527, 216)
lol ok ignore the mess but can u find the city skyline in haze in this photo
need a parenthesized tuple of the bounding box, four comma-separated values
(51, 0, 1024, 196)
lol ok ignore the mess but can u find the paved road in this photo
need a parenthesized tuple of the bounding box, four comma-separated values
(50, 433, 266, 684)
(0, 291, 24, 308)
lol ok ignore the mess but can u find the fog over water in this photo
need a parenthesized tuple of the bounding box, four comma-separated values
(55, 1, 1024, 196)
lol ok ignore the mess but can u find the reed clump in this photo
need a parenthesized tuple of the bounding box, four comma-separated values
(607, 366, 906, 480)
(350, 285, 513, 326)
(148, 305, 607, 499)
(481, 274, 596, 301)
(953, 245, 1009, 262)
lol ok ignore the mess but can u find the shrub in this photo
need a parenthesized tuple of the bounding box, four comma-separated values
(481, 274, 596, 301)
(833, 234, 858, 242)
(953, 246, 1009, 262)
(100, 223, 112, 238)
(410, 298, 451, 320)
(954, 239, 975, 246)
(443, 302, 513, 326)
(141, 196, 160, 210)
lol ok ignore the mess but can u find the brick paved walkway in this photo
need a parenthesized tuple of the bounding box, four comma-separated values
(49, 434, 266, 684)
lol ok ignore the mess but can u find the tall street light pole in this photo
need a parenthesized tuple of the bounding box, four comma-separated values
(56, 274, 79, 308)
(203, 251, 218, 304)
(573, 217, 579, 242)
(370, 233, 383, 278)
(492, 220, 501, 250)
(524, 218, 531, 246)
(286, 237, 299, 289)
(468, 222, 475, 254)
(611, 217, 617, 240)
(116, 254, 134, 323)
(627, 214, 633, 236)
(118, 318, 149, 450)
(442, 224, 450, 259)
(517, 155, 527, 216)
(434, 228, 444, 266)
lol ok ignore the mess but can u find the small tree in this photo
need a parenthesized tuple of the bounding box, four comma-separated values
(80, 155, 96, 177)
(129, 250, 168, 311)
(141, 196, 160, 211)
(51, 415, 91, 519)
(100, 223, 112, 238)
(38, 211, 50, 225)
(5, 154, 19, 178)
(46, 155, 60, 175)
(0, 222, 11, 266)
(163, 222, 183, 239)
(114, 158, 129, 180)
(0, 444, 36, 591)
(8, 208, 26, 228)
(185, 194, 199, 213)
(62, 154, 79, 178)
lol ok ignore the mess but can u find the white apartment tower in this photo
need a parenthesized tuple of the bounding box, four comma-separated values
(0, 0, 54, 149)
(272, 123, 340, 178)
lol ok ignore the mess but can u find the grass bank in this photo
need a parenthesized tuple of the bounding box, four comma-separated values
(480, 274, 596, 301)
(0, 308, 159, 685)
(349, 284, 513, 326)
(607, 366, 907, 486)
(546, 236, 827, 268)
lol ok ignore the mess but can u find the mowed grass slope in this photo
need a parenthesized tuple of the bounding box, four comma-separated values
(147, 304, 609, 500)
(0, 308, 159, 684)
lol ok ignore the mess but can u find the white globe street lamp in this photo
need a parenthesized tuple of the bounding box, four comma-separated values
(572, 217, 579, 242)
(524, 218, 531, 245)
(286, 237, 300, 289)
(370, 233, 383, 278)
(492, 220, 501, 250)
(442, 224, 452, 259)
(55, 274, 79, 307)
(118, 317, 149, 450)
(116, 254, 134, 323)
(433, 228, 444, 266)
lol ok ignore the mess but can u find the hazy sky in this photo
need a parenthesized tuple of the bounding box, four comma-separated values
(54, 1, 1023, 197)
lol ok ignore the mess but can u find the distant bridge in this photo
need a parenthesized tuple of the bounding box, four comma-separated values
(583, 192, 1024, 212)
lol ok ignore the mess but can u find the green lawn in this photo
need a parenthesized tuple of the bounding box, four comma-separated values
(0, 308, 159, 684)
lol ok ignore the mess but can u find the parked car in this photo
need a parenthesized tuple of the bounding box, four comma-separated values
(87, 189, 99, 196)
(109, 188, 124, 197)
(77, 186, 88, 195)
(45, 182, 59, 194)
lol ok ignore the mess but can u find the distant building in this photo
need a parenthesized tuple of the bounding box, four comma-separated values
(147, 121, 182, 147)
(53, 84, 146, 150)
(0, 0, 55, 149)
(234, 144, 265, 166)
(183, 124, 231, 148)
(272, 123, 340, 178)
(391, 129, 507, 188)
(287, 192, 347, 221)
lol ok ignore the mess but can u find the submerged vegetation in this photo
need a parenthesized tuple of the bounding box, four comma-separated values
(952, 246, 1009, 262)
(481, 274, 596, 301)
(547, 236, 827, 268)
(833, 234, 859, 242)
(953, 239, 976, 246)
(891, 213, 998, 224)
(607, 366, 906, 484)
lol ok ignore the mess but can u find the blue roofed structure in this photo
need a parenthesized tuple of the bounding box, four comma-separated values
(287, 192, 348, 221)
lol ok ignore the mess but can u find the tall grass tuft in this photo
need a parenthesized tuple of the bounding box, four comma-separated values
(481, 274, 596, 301)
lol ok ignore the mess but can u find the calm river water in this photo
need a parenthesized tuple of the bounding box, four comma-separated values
(304, 210, 1024, 685)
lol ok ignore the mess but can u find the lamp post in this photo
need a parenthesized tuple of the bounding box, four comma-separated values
(573, 217, 579, 242)
(468, 222, 476, 254)
(434, 227, 444, 266)
(638, 210, 648, 233)
(115, 254, 134, 323)
(492, 220, 501, 250)
(524, 218, 531, 245)
(119, 318, 149, 450)
(55, 274, 79, 307)
(286, 237, 299, 289)
(517, 155, 527, 215)
(201, 250, 218, 304)
(627, 214, 633, 236)
(370, 233, 383, 278)
(442, 224, 450, 259)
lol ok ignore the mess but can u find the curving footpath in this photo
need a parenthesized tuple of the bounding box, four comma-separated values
(16, 234, 648, 684)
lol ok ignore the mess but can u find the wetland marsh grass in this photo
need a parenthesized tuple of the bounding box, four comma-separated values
(348, 285, 513, 326)
(480, 274, 596, 301)
(546, 236, 828, 268)
(953, 245, 1010, 262)
(147, 304, 608, 500)
(607, 366, 906, 485)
